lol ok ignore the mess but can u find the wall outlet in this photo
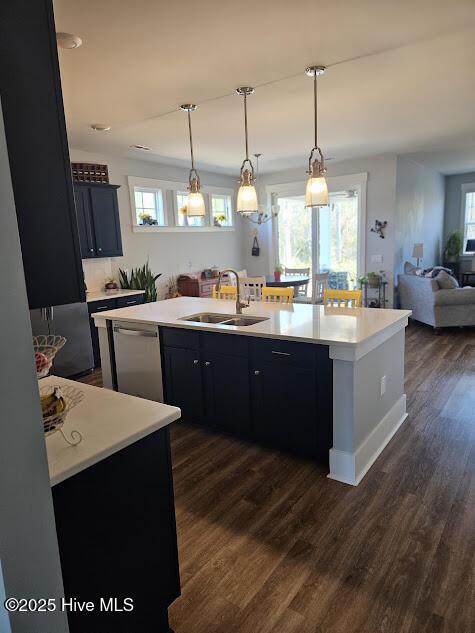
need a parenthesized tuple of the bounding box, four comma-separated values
(380, 375, 386, 396)
(371, 254, 383, 264)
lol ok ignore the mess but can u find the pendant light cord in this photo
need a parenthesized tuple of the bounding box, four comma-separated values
(187, 109, 195, 170)
(314, 70, 318, 148)
(243, 93, 249, 161)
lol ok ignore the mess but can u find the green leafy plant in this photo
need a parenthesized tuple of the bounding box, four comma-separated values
(444, 230, 464, 262)
(274, 264, 283, 273)
(119, 262, 161, 303)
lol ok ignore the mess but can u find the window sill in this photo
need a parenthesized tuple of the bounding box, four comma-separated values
(132, 225, 235, 234)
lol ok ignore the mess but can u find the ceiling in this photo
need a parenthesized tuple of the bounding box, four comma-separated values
(54, 0, 475, 175)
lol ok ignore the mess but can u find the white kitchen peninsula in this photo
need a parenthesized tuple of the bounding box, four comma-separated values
(94, 297, 411, 486)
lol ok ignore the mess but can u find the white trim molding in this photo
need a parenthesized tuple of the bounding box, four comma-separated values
(266, 172, 368, 278)
(329, 394, 407, 485)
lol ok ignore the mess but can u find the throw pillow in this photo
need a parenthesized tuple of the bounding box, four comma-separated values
(436, 270, 459, 289)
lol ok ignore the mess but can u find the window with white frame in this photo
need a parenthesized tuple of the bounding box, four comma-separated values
(128, 175, 234, 232)
(211, 193, 233, 227)
(133, 187, 165, 226)
(175, 191, 206, 227)
(463, 186, 475, 252)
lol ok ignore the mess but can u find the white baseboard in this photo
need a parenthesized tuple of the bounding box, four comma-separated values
(328, 394, 407, 486)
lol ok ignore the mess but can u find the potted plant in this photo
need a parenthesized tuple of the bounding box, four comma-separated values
(214, 213, 227, 227)
(274, 265, 283, 282)
(138, 211, 158, 226)
(444, 230, 463, 263)
(119, 261, 161, 303)
(357, 275, 368, 287)
(104, 277, 118, 291)
(367, 271, 381, 288)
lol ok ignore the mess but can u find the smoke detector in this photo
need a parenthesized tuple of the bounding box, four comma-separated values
(56, 32, 83, 49)
(90, 123, 111, 132)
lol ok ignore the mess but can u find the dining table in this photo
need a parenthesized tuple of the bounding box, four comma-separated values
(265, 274, 311, 298)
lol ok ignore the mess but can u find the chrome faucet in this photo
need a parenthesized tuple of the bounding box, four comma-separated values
(215, 269, 249, 314)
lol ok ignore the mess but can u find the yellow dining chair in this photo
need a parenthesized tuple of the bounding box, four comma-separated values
(261, 287, 293, 304)
(212, 285, 237, 300)
(323, 288, 362, 308)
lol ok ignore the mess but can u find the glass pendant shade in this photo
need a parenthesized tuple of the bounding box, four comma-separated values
(237, 183, 258, 214)
(186, 186, 206, 216)
(305, 173, 328, 207)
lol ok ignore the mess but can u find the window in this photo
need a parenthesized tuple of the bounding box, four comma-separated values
(463, 187, 475, 252)
(128, 176, 234, 232)
(211, 194, 233, 227)
(175, 191, 206, 227)
(133, 187, 165, 226)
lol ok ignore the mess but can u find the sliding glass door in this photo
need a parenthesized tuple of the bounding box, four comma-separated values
(274, 181, 364, 291)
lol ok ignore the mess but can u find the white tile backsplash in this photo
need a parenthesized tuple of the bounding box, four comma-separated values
(82, 258, 114, 291)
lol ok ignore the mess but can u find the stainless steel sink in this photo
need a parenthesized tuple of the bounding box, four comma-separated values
(179, 313, 268, 327)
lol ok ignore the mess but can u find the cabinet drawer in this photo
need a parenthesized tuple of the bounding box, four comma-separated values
(161, 327, 200, 350)
(250, 337, 317, 369)
(116, 294, 144, 309)
(202, 331, 248, 357)
(88, 298, 117, 314)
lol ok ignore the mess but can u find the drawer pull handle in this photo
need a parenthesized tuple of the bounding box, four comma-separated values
(96, 305, 109, 310)
(271, 351, 291, 356)
(254, 370, 260, 375)
(193, 359, 199, 365)
(126, 301, 136, 305)
(205, 361, 211, 367)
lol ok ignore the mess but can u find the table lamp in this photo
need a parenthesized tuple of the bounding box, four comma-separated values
(412, 243, 424, 267)
(466, 239, 475, 270)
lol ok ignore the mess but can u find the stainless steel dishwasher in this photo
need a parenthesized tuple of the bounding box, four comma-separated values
(112, 320, 163, 402)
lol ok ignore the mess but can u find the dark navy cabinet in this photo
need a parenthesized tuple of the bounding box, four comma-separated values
(88, 293, 144, 367)
(0, 0, 85, 308)
(160, 328, 332, 463)
(74, 183, 123, 259)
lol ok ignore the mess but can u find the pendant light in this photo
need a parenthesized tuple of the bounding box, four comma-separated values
(236, 87, 258, 214)
(305, 66, 329, 208)
(180, 104, 206, 216)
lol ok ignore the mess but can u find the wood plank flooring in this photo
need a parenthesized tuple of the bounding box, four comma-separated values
(76, 322, 475, 633)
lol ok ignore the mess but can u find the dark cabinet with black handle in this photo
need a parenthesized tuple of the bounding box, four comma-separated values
(160, 328, 332, 463)
(0, 0, 85, 308)
(74, 182, 123, 259)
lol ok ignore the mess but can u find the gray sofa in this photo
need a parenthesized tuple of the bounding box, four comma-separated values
(398, 274, 475, 328)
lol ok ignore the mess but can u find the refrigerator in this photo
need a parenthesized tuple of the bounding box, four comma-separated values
(30, 303, 94, 378)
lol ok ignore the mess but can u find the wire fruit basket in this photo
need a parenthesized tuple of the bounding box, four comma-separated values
(40, 384, 84, 445)
(33, 335, 67, 378)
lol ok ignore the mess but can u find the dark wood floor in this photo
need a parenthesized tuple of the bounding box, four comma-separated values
(77, 322, 475, 633)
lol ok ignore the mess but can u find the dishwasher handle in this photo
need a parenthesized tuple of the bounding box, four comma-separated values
(114, 326, 157, 338)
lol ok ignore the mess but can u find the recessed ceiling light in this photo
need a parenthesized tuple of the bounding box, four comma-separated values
(130, 144, 151, 151)
(56, 32, 82, 49)
(90, 123, 111, 132)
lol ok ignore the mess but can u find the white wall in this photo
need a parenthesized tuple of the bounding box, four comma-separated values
(70, 149, 244, 295)
(0, 102, 68, 633)
(394, 157, 445, 280)
(242, 154, 398, 303)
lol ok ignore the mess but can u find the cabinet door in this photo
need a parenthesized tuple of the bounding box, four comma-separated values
(162, 347, 203, 422)
(0, 0, 85, 308)
(202, 352, 251, 436)
(89, 185, 123, 257)
(251, 360, 318, 458)
(88, 299, 117, 367)
(73, 184, 95, 258)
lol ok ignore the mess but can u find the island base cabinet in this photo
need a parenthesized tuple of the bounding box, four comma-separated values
(203, 352, 252, 436)
(160, 328, 332, 463)
(52, 427, 180, 633)
(251, 362, 318, 458)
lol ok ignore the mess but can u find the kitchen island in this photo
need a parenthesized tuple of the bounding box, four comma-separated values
(94, 297, 411, 486)
(43, 376, 181, 633)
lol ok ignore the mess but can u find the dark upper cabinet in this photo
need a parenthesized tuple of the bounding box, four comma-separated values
(74, 183, 123, 258)
(0, 0, 85, 309)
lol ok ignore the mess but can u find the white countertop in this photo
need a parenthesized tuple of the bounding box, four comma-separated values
(86, 288, 145, 303)
(93, 296, 411, 349)
(42, 376, 180, 486)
